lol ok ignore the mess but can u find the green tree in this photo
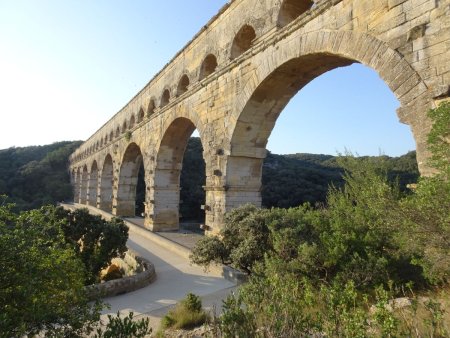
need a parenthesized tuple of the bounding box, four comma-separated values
(53, 207, 129, 284)
(191, 204, 271, 273)
(395, 102, 450, 284)
(0, 197, 101, 337)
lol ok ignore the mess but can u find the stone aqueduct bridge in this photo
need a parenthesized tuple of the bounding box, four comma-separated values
(69, 0, 450, 233)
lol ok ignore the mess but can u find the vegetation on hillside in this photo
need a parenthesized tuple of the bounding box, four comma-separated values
(179, 137, 419, 220)
(0, 141, 82, 211)
(190, 102, 450, 336)
(0, 138, 418, 222)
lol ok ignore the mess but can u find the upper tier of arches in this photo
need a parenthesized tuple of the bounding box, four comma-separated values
(71, 0, 318, 162)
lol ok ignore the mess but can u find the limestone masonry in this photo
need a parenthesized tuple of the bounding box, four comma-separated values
(69, 0, 450, 233)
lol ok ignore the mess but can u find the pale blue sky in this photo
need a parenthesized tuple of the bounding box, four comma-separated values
(0, 1, 415, 156)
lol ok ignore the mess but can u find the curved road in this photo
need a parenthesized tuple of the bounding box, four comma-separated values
(61, 204, 236, 330)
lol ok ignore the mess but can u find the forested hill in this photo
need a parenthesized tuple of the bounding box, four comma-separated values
(0, 141, 82, 211)
(0, 139, 419, 217)
(261, 150, 419, 209)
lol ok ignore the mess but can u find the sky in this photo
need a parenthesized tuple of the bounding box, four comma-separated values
(0, 1, 416, 156)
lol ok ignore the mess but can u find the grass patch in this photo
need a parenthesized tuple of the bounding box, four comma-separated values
(159, 293, 209, 333)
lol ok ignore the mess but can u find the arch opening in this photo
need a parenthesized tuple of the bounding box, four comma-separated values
(177, 74, 190, 96)
(87, 161, 98, 206)
(150, 118, 205, 232)
(115, 143, 145, 217)
(228, 53, 417, 213)
(73, 168, 81, 203)
(277, 0, 314, 27)
(147, 99, 156, 117)
(161, 89, 170, 108)
(230, 25, 256, 60)
(138, 108, 145, 123)
(129, 114, 136, 129)
(80, 165, 88, 204)
(99, 154, 114, 212)
(199, 54, 218, 80)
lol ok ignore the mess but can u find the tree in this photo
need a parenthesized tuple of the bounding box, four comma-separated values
(191, 204, 271, 273)
(0, 197, 101, 337)
(34, 206, 129, 285)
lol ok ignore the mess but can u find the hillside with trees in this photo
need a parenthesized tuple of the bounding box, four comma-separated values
(0, 139, 419, 218)
(180, 139, 419, 220)
(0, 141, 82, 211)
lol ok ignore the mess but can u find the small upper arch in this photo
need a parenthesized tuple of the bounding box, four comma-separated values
(230, 24, 256, 60)
(129, 114, 136, 129)
(91, 160, 98, 173)
(177, 74, 190, 96)
(199, 54, 218, 80)
(147, 98, 156, 117)
(277, 0, 314, 27)
(121, 121, 128, 133)
(160, 88, 171, 108)
(137, 107, 145, 123)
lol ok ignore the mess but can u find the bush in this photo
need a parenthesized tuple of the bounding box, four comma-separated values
(213, 103, 450, 336)
(0, 197, 102, 337)
(191, 204, 271, 273)
(94, 312, 152, 338)
(160, 293, 208, 332)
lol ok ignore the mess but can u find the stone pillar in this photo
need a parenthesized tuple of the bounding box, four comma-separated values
(87, 170, 98, 206)
(114, 171, 138, 216)
(204, 153, 263, 234)
(145, 168, 180, 232)
(98, 167, 113, 212)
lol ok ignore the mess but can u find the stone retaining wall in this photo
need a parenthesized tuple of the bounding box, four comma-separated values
(85, 250, 156, 300)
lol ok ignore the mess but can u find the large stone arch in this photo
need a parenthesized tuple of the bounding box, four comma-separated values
(99, 154, 114, 211)
(114, 143, 144, 216)
(146, 116, 206, 231)
(87, 161, 99, 206)
(224, 29, 431, 214)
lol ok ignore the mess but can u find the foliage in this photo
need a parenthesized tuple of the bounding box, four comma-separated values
(205, 103, 450, 336)
(94, 312, 152, 338)
(219, 275, 449, 337)
(0, 141, 82, 211)
(160, 293, 209, 332)
(52, 206, 129, 284)
(0, 196, 102, 337)
(262, 150, 418, 209)
(180, 137, 206, 221)
(427, 101, 450, 173)
(395, 102, 450, 284)
(191, 204, 272, 273)
(124, 131, 132, 141)
(15, 205, 128, 285)
(192, 159, 421, 288)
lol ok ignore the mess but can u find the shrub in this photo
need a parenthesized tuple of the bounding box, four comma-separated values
(94, 311, 152, 338)
(160, 293, 208, 331)
(191, 204, 271, 273)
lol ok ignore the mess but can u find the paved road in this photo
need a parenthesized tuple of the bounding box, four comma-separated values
(61, 204, 236, 330)
(103, 226, 235, 327)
